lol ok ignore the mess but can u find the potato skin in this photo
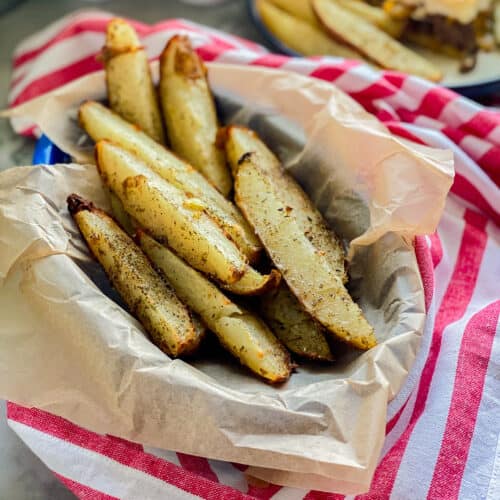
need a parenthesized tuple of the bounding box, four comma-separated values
(137, 231, 292, 384)
(261, 284, 334, 361)
(229, 129, 376, 350)
(103, 18, 165, 143)
(95, 141, 248, 285)
(159, 35, 232, 196)
(67, 194, 196, 357)
(79, 101, 262, 263)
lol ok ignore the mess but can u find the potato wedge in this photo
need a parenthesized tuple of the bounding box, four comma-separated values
(233, 150, 376, 350)
(268, 0, 317, 25)
(223, 266, 281, 296)
(256, 0, 362, 59)
(261, 284, 333, 361)
(223, 125, 347, 284)
(183, 314, 207, 356)
(108, 190, 136, 235)
(79, 101, 261, 263)
(103, 19, 165, 143)
(137, 231, 292, 383)
(95, 141, 247, 285)
(335, 0, 405, 38)
(159, 35, 232, 196)
(67, 194, 196, 357)
(312, 0, 442, 81)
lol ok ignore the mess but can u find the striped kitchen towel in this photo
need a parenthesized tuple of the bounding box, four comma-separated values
(6, 9, 500, 500)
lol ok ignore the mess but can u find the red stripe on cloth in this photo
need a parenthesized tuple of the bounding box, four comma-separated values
(357, 208, 488, 499)
(177, 453, 219, 482)
(10, 54, 102, 106)
(251, 54, 289, 69)
(246, 483, 282, 499)
(386, 398, 409, 435)
(414, 235, 435, 312)
(414, 87, 458, 120)
(349, 78, 404, 102)
(13, 17, 111, 68)
(196, 42, 232, 62)
(309, 60, 360, 82)
(304, 490, 344, 499)
(477, 147, 500, 187)
(53, 472, 119, 500)
(428, 232, 444, 269)
(427, 300, 500, 499)
(442, 126, 468, 145)
(385, 123, 426, 145)
(459, 110, 499, 139)
(7, 404, 252, 500)
(451, 174, 500, 227)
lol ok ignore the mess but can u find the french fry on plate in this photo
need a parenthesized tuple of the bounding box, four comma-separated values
(159, 35, 232, 196)
(102, 18, 165, 143)
(256, 0, 362, 59)
(67, 194, 198, 357)
(312, 0, 442, 81)
(137, 231, 292, 383)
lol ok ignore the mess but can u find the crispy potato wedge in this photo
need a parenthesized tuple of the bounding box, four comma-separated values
(261, 284, 333, 361)
(335, 0, 405, 38)
(223, 266, 281, 296)
(103, 19, 165, 143)
(223, 125, 347, 284)
(256, 0, 362, 59)
(95, 141, 247, 285)
(79, 102, 261, 263)
(159, 35, 232, 196)
(67, 194, 196, 357)
(312, 0, 442, 81)
(183, 314, 207, 356)
(233, 149, 376, 350)
(137, 231, 292, 383)
(108, 190, 136, 235)
(495, 2, 500, 45)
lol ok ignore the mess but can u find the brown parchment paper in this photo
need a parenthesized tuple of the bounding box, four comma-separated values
(0, 63, 454, 494)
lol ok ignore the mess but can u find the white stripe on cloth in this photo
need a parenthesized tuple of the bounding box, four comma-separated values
(214, 49, 260, 65)
(9, 32, 105, 103)
(142, 446, 182, 466)
(438, 97, 482, 129)
(12, 9, 112, 58)
(8, 421, 201, 500)
(207, 460, 248, 492)
(270, 487, 308, 499)
(382, 204, 464, 457)
(382, 75, 435, 113)
(390, 219, 495, 500)
(460, 135, 493, 160)
(486, 124, 500, 147)
(332, 64, 381, 93)
(280, 58, 320, 76)
(459, 313, 500, 500)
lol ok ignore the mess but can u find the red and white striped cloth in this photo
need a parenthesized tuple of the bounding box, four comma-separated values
(6, 10, 500, 500)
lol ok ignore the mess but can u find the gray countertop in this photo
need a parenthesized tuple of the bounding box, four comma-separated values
(0, 2, 266, 499)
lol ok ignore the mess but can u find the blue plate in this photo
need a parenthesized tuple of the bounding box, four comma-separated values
(247, 0, 500, 99)
(32, 134, 71, 165)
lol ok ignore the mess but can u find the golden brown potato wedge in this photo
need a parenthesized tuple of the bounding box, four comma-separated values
(223, 125, 347, 284)
(108, 190, 136, 235)
(312, 0, 442, 81)
(223, 266, 281, 296)
(137, 231, 292, 383)
(256, 0, 362, 59)
(159, 35, 232, 196)
(102, 18, 165, 143)
(79, 101, 261, 263)
(335, 0, 405, 38)
(261, 284, 333, 361)
(67, 194, 196, 357)
(95, 141, 247, 285)
(233, 144, 376, 350)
